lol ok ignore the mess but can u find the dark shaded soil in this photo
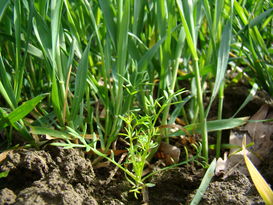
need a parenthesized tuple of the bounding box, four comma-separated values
(0, 145, 268, 205)
(199, 171, 263, 205)
(0, 147, 97, 205)
(148, 167, 203, 204)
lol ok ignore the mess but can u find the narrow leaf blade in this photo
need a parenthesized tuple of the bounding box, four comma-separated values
(30, 126, 70, 140)
(0, 94, 47, 128)
(190, 158, 216, 204)
(70, 40, 91, 123)
(242, 137, 273, 204)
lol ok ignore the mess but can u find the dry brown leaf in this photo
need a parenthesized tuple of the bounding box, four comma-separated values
(228, 131, 259, 175)
(105, 153, 127, 185)
(159, 123, 190, 136)
(244, 104, 273, 160)
(175, 117, 186, 126)
(227, 104, 273, 176)
(94, 161, 111, 169)
(0, 150, 12, 163)
(45, 134, 57, 140)
(215, 152, 228, 176)
(83, 134, 95, 140)
(157, 142, 180, 165)
(244, 104, 269, 139)
(45, 133, 96, 140)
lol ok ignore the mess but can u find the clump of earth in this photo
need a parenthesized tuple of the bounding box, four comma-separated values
(0, 145, 266, 205)
(0, 146, 98, 205)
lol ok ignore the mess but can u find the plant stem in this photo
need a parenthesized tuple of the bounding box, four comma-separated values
(161, 28, 185, 142)
(193, 60, 208, 162)
(216, 81, 224, 158)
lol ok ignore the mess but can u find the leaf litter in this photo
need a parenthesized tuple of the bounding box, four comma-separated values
(218, 104, 273, 177)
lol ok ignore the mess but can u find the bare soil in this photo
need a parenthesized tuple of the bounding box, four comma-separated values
(0, 144, 268, 205)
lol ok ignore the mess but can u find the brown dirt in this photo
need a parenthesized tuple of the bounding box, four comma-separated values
(199, 171, 263, 205)
(0, 146, 97, 205)
(148, 166, 204, 205)
(0, 145, 268, 205)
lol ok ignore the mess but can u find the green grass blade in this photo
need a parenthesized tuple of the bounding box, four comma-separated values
(23, 43, 43, 59)
(169, 117, 249, 136)
(116, 0, 130, 76)
(248, 8, 273, 28)
(138, 36, 166, 71)
(216, 82, 224, 158)
(0, 55, 17, 109)
(30, 126, 70, 140)
(206, 20, 232, 116)
(202, 0, 212, 32)
(232, 83, 258, 117)
(21, 0, 35, 72)
(108, 0, 131, 144)
(36, 0, 48, 18)
(190, 158, 216, 205)
(161, 26, 186, 139)
(70, 39, 91, 125)
(217, 19, 232, 68)
(213, 0, 225, 34)
(51, 0, 63, 62)
(14, 0, 23, 101)
(51, 71, 63, 125)
(172, 28, 186, 90)
(50, 0, 65, 121)
(33, 12, 52, 63)
(63, 0, 82, 57)
(181, 0, 196, 45)
(196, 117, 248, 133)
(234, 1, 248, 25)
(0, 171, 9, 179)
(132, 0, 145, 36)
(0, 94, 47, 129)
(83, 0, 104, 59)
(0, 0, 10, 21)
(155, 0, 167, 38)
(176, 0, 198, 60)
(0, 82, 12, 109)
(0, 108, 32, 144)
(98, 0, 116, 47)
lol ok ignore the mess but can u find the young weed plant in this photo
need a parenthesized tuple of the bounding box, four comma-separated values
(119, 113, 158, 198)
